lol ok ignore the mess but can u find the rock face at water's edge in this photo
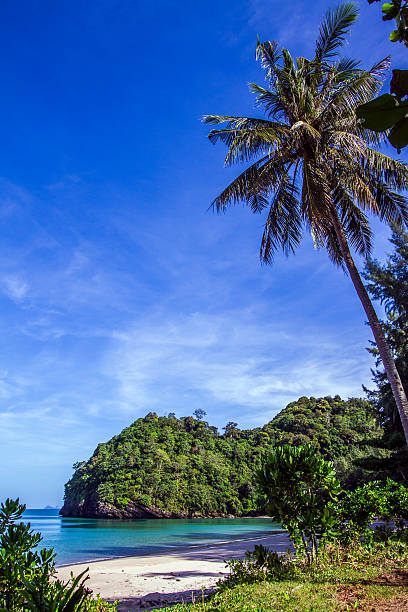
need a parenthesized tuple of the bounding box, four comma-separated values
(59, 495, 239, 519)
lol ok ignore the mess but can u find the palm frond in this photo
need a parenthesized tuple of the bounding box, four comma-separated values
(319, 70, 384, 128)
(348, 173, 380, 213)
(326, 130, 366, 157)
(222, 129, 280, 166)
(260, 173, 302, 263)
(203, 115, 278, 129)
(301, 162, 332, 226)
(359, 149, 408, 191)
(369, 56, 391, 82)
(209, 156, 270, 213)
(255, 39, 281, 81)
(374, 184, 408, 227)
(323, 224, 345, 266)
(249, 84, 287, 118)
(315, 2, 359, 62)
(203, 115, 289, 166)
(210, 150, 293, 212)
(333, 184, 373, 257)
(343, 206, 373, 257)
(336, 56, 360, 77)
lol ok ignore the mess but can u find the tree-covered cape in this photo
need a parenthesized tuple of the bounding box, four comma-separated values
(61, 396, 382, 519)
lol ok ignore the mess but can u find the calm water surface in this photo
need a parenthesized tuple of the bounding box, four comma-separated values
(23, 510, 283, 566)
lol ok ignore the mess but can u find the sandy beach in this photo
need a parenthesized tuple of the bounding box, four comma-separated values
(56, 532, 291, 610)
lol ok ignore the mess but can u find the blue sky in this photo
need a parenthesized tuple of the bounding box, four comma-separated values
(0, 0, 407, 507)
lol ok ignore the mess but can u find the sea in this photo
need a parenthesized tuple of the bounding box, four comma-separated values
(22, 509, 283, 566)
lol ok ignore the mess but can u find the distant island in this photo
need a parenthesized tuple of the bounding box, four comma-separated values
(60, 396, 381, 519)
(44, 505, 60, 510)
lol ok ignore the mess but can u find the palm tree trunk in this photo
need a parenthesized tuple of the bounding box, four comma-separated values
(330, 208, 408, 445)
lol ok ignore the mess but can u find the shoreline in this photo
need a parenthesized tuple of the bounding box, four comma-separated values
(58, 513, 270, 521)
(56, 529, 286, 568)
(56, 532, 291, 611)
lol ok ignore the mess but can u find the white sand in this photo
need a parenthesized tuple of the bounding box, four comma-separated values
(56, 532, 291, 610)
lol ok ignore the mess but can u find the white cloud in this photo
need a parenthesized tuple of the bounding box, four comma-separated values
(2, 275, 28, 302)
(105, 309, 373, 426)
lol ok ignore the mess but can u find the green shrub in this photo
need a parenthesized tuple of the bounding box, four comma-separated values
(338, 479, 408, 543)
(221, 544, 296, 588)
(258, 445, 341, 563)
(0, 498, 116, 611)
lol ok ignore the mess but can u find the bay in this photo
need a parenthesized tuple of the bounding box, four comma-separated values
(23, 510, 283, 566)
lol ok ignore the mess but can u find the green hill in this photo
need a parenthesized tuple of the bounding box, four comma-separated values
(60, 396, 382, 518)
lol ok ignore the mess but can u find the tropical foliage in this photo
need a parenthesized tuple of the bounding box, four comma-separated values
(258, 445, 340, 562)
(158, 538, 408, 612)
(203, 2, 408, 443)
(160, 474, 408, 611)
(361, 226, 408, 478)
(218, 460, 408, 596)
(338, 478, 408, 542)
(357, 3, 408, 150)
(368, 0, 408, 45)
(62, 396, 381, 517)
(257, 444, 408, 561)
(0, 498, 115, 611)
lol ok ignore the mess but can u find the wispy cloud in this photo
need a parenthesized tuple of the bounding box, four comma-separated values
(106, 309, 373, 427)
(1, 275, 28, 303)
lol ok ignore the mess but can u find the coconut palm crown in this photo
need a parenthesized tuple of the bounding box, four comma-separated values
(203, 2, 408, 443)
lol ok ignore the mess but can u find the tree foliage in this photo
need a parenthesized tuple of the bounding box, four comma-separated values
(258, 445, 340, 563)
(204, 2, 408, 266)
(0, 498, 115, 611)
(368, 0, 408, 45)
(338, 478, 408, 542)
(360, 227, 408, 477)
(203, 2, 408, 440)
(62, 397, 382, 517)
(357, 2, 408, 151)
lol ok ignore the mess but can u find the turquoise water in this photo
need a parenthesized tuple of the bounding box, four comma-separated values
(22, 510, 283, 566)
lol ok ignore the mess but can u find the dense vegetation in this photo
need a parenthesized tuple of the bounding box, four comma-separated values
(155, 446, 408, 611)
(360, 227, 408, 479)
(62, 396, 382, 518)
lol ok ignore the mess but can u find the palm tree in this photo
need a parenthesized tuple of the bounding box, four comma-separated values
(203, 2, 408, 444)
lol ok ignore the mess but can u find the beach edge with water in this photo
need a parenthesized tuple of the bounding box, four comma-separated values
(56, 532, 291, 611)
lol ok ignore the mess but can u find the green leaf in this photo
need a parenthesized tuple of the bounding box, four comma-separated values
(382, 2, 394, 13)
(388, 117, 408, 152)
(390, 69, 408, 98)
(356, 94, 408, 131)
(382, 2, 399, 19)
(390, 29, 401, 42)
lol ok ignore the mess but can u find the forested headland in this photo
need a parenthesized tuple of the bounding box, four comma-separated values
(60, 396, 383, 519)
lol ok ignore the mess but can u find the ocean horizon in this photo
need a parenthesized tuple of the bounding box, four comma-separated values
(22, 509, 283, 566)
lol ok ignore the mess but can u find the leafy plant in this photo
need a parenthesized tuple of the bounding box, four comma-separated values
(0, 498, 116, 611)
(258, 445, 341, 563)
(368, 0, 408, 45)
(356, 71, 408, 151)
(338, 479, 408, 542)
(360, 227, 408, 480)
(222, 545, 296, 588)
(357, 2, 408, 150)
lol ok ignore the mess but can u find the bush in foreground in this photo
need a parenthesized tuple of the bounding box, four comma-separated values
(0, 498, 116, 611)
(159, 539, 408, 611)
(160, 448, 408, 610)
(258, 445, 340, 563)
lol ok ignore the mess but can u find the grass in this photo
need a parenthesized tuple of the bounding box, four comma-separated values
(156, 542, 408, 611)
